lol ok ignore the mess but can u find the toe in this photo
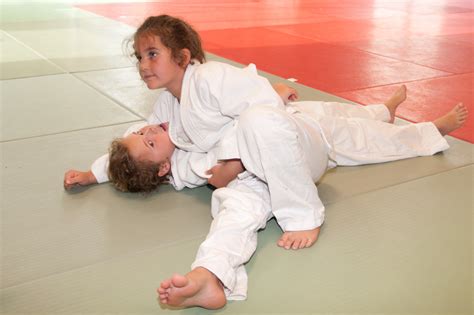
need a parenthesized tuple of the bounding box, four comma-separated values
(292, 239, 302, 250)
(284, 237, 295, 250)
(160, 279, 172, 289)
(284, 240, 293, 250)
(277, 237, 286, 247)
(171, 273, 189, 288)
(157, 286, 167, 294)
(278, 233, 289, 247)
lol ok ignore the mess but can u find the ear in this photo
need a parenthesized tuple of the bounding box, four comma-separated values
(158, 160, 171, 177)
(178, 48, 191, 67)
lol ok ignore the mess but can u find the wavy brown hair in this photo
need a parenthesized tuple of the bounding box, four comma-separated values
(108, 139, 168, 193)
(130, 15, 205, 66)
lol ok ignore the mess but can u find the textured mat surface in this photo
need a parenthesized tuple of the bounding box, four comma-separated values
(1, 1, 472, 314)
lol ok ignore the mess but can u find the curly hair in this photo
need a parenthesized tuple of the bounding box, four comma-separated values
(130, 15, 205, 66)
(108, 139, 168, 193)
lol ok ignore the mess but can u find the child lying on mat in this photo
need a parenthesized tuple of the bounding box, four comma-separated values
(64, 82, 467, 309)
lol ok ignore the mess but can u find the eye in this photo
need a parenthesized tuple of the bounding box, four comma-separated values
(135, 53, 142, 62)
(147, 51, 158, 59)
(148, 140, 154, 148)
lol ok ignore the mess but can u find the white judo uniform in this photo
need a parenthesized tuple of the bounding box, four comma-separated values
(89, 60, 449, 300)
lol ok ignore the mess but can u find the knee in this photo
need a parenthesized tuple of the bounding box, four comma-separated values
(211, 187, 270, 226)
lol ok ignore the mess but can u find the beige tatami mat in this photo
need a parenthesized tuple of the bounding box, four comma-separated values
(2, 166, 471, 314)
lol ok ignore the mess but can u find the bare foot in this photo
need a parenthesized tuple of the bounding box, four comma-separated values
(157, 267, 226, 310)
(384, 85, 407, 123)
(434, 103, 468, 136)
(277, 226, 321, 250)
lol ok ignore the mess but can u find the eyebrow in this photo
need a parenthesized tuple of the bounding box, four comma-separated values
(144, 46, 159, 52)
(134, 46, 158, 57)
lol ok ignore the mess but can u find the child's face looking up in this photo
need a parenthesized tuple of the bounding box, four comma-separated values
(122, 123, 175, 171)
(134, 35, 185, 92)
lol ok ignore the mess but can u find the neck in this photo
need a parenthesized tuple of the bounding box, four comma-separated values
(168, 83, 182, 102)
(167, 66, 187, 102)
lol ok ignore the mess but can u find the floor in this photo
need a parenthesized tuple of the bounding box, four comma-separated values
(77, 0, 474, 143)
(1, 1, 472, 314)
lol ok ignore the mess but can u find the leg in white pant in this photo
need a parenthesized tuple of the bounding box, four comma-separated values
(286, 83, 407, 123)
(237, 105, 328, 232)
(288, 101, 390, 122)
(314, 116, 449, 166)
(191, 173, 272, 300)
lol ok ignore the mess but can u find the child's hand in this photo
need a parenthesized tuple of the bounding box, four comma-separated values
(206, 159, 244, 189)
(63, 170, 97, 190)
(206, 163, 228, 188)
(273, 82, 298, 105)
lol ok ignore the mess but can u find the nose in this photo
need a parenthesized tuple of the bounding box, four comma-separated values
(139, 58, 148, 72)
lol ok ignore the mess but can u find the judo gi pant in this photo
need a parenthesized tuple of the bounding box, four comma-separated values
(237, 102, 449, 232)
(191, 174, 272, 300)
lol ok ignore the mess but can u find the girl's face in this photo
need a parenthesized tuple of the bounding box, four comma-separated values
(122, 123, 175, 176)
(135, 35, 186, 96)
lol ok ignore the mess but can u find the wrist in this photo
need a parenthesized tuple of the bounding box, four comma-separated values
(87, 170, 98, 184)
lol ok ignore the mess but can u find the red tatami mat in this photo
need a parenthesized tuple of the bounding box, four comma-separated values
(77, 0, 474, 143)
(208, 41, 450, 93)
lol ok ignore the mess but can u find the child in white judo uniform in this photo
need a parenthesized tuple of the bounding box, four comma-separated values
(65, 87, 468, 309)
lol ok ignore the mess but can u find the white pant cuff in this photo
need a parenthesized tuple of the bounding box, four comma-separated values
(418, 123, 450, 155)
(279, 217, 325, 232)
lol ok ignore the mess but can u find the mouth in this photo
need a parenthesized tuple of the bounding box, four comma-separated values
(159, 123, 168, 132)
(142, 74, 155, 81)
